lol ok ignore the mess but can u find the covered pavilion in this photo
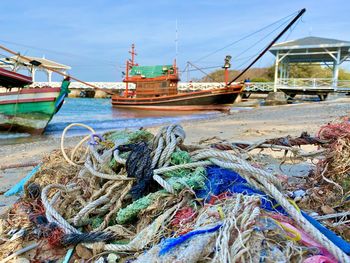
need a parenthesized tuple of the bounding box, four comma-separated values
(269, 36, 350, 92)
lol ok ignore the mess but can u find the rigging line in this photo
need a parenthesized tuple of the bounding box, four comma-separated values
(233, 29, 285, 73)
(229, 14, 302, 77)
(193, 10, 298, 63)
(188, 17, 292, 73)
(234, 18, 290, 61)
(282, 16, 301, 42)
(179, 63, 188, 74)
(232, 12, 303, 74)
(187, 61, 216, 81)
(185, 20, 290, 75)
(228, 8, 306, 85)
(186, 53, 267, 70)
(66, 64, 118, 68)
(234, 49, 268, 74)
(0, 38, 117, 65)
(180, 64, 221, 73)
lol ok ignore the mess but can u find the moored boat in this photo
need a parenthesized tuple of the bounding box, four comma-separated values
(112, 45, 243, 111)
(0, 68, 70, 134)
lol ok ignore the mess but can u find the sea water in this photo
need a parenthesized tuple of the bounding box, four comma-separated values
(0, 98, 223, 143)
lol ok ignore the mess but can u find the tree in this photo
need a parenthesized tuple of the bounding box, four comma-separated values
(339, 69, 350, 80)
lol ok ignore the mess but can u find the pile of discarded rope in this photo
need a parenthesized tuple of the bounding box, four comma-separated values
(1, 121, 350, 262)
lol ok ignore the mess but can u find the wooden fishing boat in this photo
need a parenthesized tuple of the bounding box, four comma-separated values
(112, 8, 307, 112)
(0, 68, 70, 134)
(112, 45, 243, 111)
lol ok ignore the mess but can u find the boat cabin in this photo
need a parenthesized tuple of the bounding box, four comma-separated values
(124, 64, 179, 98)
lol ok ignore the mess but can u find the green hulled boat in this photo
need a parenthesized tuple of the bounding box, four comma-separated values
(0, 68, 70, 134)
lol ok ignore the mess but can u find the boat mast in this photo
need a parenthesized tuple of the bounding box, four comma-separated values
(175, 19, 178, 63)
(228, 8, 306, 85)
(125, 60, 129, 97)
(125, 44, 137, 97)
(129, 44, 137, 66)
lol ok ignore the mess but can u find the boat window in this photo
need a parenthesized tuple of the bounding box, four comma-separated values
(162, 81, 167, 88)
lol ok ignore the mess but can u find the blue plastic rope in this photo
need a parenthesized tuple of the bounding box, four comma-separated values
(159, 224, 222, 255)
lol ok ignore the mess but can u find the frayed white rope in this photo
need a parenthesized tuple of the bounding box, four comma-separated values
(151, 125, 185, 169)
(41, 184, 81, 234)
(60, 123, 96, 166)
(73, 196, 109, 226)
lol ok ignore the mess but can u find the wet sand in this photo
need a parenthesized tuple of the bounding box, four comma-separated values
(1, 97, 350, 213)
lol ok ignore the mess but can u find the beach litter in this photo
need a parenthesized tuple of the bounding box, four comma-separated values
(0, 120, 350, 262)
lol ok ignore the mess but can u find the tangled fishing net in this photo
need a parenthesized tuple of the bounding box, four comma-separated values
(317, 118, 350, 190)
(1, 122, 350, 262)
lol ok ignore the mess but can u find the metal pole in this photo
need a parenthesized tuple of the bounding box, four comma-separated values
(225, 67, 229, 86)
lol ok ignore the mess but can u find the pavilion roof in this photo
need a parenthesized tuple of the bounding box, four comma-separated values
(271, 36, 350, 50)
(269, 36, 350, 63)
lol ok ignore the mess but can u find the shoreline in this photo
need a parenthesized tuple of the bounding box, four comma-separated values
(1, 97, 349, 213)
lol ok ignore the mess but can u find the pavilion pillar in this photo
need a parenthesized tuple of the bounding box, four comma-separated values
(282, 63, 287, 79)
(286, 61, 290, 79)
(274, 51, 279, 92)
(332, 47, 341, 91)
(280, 63, 284, 80)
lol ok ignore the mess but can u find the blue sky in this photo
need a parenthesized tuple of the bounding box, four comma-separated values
(0, 0, 349, 81)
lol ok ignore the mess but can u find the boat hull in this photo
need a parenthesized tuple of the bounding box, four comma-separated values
(0, 87, 63, 134)
(112, 86, 242, 111)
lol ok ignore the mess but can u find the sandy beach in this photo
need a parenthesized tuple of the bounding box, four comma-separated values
(1, 97, 350, 213)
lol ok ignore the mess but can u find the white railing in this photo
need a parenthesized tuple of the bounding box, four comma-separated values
(30, 82, 136, 90)
(30, 79, 350, 92)
(30, 82, 228, 91)
(244, 82, 274, 92)
(337, 80, 350, 92)
(243, 79, 350, 93)
(277, 78, 335, 90)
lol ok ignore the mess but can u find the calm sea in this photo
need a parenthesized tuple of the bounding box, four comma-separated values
(0, 95, 328, 145)
(0, 98, 228, 144)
